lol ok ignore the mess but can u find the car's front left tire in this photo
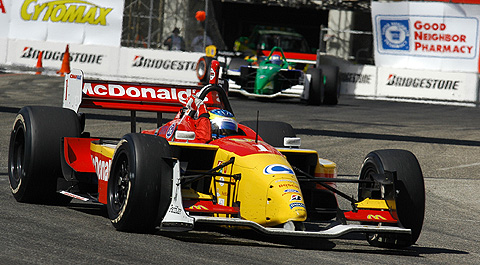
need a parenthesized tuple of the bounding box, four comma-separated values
(107, 133, 173, 233)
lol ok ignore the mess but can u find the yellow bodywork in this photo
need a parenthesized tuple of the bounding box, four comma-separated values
(356, 198, 389, 210)
(211, 148, 308, 226)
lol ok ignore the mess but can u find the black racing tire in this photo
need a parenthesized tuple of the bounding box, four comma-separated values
(196, 56, 213, 84)
(8, 106, 81, 204)
(240, 121, 295, 147)
(319, 65, 340, 105)
(107, 133, 173, 233)
(358, 149, 425, 248)
(306, 68, 324, 105)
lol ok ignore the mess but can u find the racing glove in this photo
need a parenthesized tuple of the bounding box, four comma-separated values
(186, 95, 204, 111)
(186, 95, 209, 118)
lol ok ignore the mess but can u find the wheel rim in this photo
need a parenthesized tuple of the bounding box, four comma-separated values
(9, 127, 25, 189)
(359, 162, 383, 200)
(196, 58, 207, 80)
(359, 161, 389, 242)
(110, 154, 130, 214)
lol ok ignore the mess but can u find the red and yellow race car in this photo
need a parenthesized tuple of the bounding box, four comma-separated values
(8, 62, 425, 248)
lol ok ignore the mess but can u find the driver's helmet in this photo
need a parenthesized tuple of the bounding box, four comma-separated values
(270, 54, 282, 65)
(209, 109, 238, 138)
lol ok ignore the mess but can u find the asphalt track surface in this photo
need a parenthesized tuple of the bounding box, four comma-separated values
(0, 73, 479, 264)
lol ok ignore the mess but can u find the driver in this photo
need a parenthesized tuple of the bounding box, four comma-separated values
(185, 95, 238, 142)
(270, 54, 282, 66)
(209, 109, 238, 139)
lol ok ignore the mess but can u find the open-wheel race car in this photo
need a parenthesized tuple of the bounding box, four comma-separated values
(8, 62, 425, 248)
(196, 46, 341, 105)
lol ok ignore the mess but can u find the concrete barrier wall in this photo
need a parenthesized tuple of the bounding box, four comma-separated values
(1, 38, 479, 106)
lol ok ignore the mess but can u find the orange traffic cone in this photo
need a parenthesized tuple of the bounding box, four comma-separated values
(57, 44, 71, 76)
(35, 51, 43, 75)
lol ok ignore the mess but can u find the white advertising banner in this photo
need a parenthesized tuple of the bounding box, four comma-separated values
(372, 1, 480, 73)
(8, 0, 124, 47)
(0, 38, 7, 64)
(118, 48, 204, 84)
(6, 39, 119, 75)
(0, 0, 11, 38)
(339, 64, 377, 97)
(377, 67, 478, 103)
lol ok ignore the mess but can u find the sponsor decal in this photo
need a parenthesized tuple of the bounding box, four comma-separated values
(91, 154, 111, 182)
(69, 73, 82, 80)
(219, 177, 225, 187)
(386, 74, 459, 90)
(20, 0, 113, 26)
(209, 67, 216, 80)
(278, 183, 300, 189)
(263, 164, 294, 175)
(340, 72, 372, 84)
(284, 189, 299, 193)
(290, 194, 302, 201)
(188, 205, 209, 210)
(165, 123, 175, 139)
(289, 202, 305, 209)
(60, 191, 89, 202)
(412, 20, 473, 55)
(367, 214, 387, 221)
(132, 56, 197, 71)
(169, 205, 182, 215)
(376, 14, 477, 59)
(22, 47, 103, 64)
(1, 0, 6, 14)
(275, 179, 296, 183)
(380, 19, 410, 51)
(82, 83, 198, 104)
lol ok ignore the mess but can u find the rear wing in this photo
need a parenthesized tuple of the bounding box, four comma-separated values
(63, 69, 201, 114)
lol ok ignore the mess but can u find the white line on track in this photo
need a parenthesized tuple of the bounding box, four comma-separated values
(438, 162, 480, 171)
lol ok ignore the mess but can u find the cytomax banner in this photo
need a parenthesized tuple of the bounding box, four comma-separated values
(372, 1, 480, 73)
(4, 0, 124, 46)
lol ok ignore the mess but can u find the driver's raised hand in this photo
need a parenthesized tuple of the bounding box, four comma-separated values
(186, 95, 204, 111)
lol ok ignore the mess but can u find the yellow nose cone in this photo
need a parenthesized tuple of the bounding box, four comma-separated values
(265, 178, 307, 226)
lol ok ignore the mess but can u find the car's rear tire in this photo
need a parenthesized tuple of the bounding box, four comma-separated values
(319, 65, 340, 105)
(358, 149, 425, 248)
(306, 68, 324, 105)
(240, 121, 295, 147)
(107, 133, 173, 233)
(196, 56, 213, 84)
(8, 106, 81, 204)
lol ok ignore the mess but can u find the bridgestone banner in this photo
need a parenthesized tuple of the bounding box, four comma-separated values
(377, 67, 478, 104)
(339, 65, 377, 97)
(7, 39, 118, 75)
(372, 1, 480, 73)
(7, 0, 124, 46)
(118, 48, 204, 83)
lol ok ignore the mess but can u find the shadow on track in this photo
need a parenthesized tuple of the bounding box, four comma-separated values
(64, 201, 468, 257)
(296, 128, 480, 147)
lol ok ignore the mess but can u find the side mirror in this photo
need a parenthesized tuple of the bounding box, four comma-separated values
(284, 137, 301, 148)
(175, 131, 196, 142)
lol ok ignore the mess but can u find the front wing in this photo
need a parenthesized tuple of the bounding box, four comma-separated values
(159, 154, 411, 238)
